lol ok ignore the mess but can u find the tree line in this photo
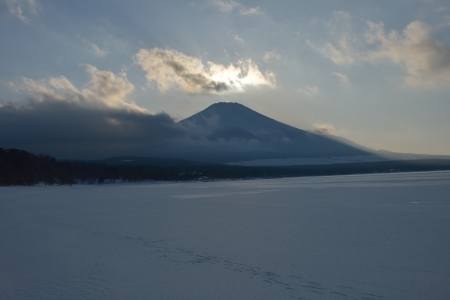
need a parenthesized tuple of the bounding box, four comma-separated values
(2, 148, 450, 186)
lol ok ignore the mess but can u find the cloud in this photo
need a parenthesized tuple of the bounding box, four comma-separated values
(310, 15, 450, 87)
(12, 65, 141, 112)
(0, 67, 189, 159)
(211, 0, 238, 12)
(7, 81, 19, 93)
(364, 21, 450, 87)
(307, 37, 357, 65)
(311, 123, 342, 135)
(211, 0, 261, 15)
(239, 6, 261, 15)
(332, 72, 349, 84)
(307, 10, 357, 65)
(295, 86, 319, 96)
(263, 50, 281, 62)
(90, 43, 109, 57)
(5, 0, 39, 23)
(233, 34, 245, 45)
(85, 65, 136, 108)
(80, 38, 109, 57)
(134, 48, 276, 94)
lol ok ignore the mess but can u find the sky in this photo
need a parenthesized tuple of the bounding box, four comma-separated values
(1, 0, 450, 157)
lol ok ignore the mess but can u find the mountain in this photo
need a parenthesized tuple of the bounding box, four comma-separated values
(177, 102, 371, 162)
(180, 102, 308, 141)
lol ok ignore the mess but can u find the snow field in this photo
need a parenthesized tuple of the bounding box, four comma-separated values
(1, 171, 450, 300)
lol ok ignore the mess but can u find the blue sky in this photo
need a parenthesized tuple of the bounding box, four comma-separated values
(1, 0, 450, 155)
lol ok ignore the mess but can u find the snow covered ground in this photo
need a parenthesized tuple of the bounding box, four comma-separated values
(227, 153, 450, 166)
(1, 171, 450, 300)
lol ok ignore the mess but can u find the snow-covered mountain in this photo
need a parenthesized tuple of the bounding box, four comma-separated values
(180, 102, 308, 142)
(178, 102, 371, 162)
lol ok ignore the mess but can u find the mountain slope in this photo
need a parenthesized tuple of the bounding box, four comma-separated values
(177, 102, 371, 162)
(180, 102, 307, 141)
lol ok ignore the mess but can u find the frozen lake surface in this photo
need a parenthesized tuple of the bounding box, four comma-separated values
(1, 171, 450, 300)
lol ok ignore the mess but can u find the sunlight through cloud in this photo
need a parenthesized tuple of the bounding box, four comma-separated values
(134, 48, 276, 94)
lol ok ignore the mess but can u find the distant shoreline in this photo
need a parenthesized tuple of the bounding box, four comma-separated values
(2, 148, 450, 186)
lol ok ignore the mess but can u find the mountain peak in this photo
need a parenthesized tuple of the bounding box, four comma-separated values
(179, 102, 305, 140)
(209, 102, 241, 106)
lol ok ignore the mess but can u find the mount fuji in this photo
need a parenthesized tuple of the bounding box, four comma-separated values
(177, 102, 371, 163)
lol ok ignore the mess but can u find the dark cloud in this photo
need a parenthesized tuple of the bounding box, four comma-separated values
(0, 99, 186, 159)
